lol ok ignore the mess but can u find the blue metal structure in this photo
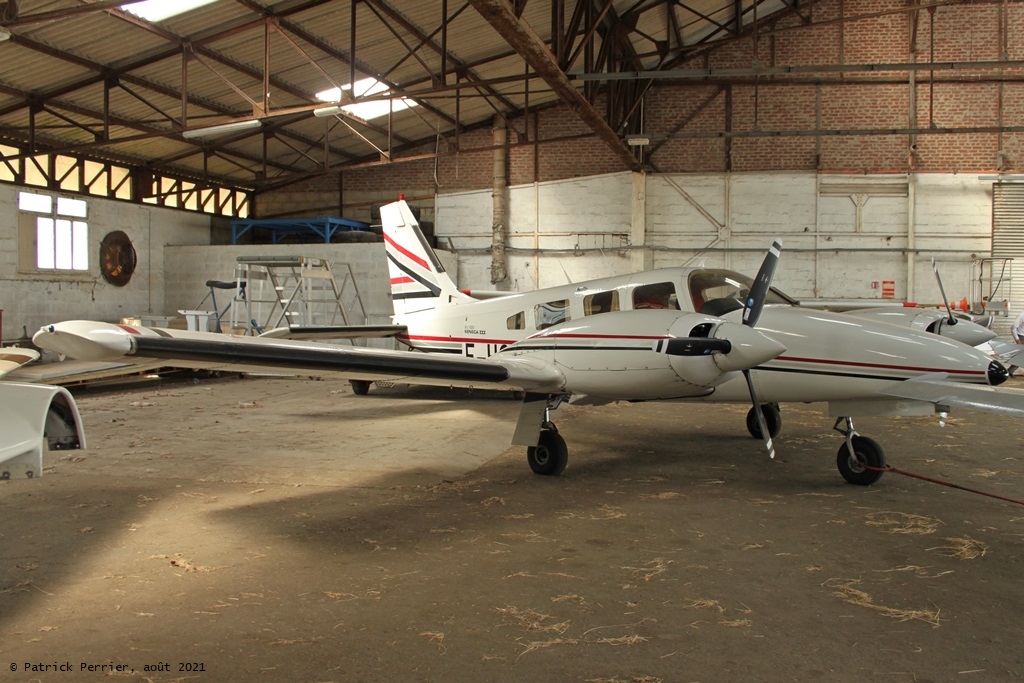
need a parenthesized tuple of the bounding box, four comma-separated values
(230, 217, 372, 244)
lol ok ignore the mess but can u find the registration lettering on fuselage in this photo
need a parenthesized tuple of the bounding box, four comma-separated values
(463, 342, 508, 359)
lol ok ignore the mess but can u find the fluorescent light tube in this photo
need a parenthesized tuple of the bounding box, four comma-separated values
(182, 119, 261, 139)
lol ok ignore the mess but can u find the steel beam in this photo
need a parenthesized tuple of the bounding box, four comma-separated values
(470, 0, 640, 171)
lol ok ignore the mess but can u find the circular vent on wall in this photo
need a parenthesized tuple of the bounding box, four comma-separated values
(99, 231, 137, 287)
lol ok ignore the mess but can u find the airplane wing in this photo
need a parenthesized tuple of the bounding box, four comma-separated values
(0, 348, 40, 379)
(880, 375, 1024, 419)
(33, 321, 563, 392)
(987, 340, 1024, 364)
(257, 324, 408, 340)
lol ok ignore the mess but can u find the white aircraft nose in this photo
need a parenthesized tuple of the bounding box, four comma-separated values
(712, 322, 787, 372)
(33, 321, 136, 361)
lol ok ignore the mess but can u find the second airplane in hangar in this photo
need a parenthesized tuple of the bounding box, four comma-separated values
(35, 199, 1024, 486)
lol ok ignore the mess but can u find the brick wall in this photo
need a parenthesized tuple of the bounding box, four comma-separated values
(256, 0, 1024, 214)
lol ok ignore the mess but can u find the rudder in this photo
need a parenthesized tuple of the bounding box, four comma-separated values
(380, 200, 470, 315)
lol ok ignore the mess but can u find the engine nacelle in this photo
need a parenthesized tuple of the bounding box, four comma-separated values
(511, 311, 784, 400)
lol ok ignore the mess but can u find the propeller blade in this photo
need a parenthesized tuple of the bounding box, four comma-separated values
(744, 369, 775, 459)
(742, 239, 783, 328)
(659, 337, 732, 356)
(931, 258, 957, 325)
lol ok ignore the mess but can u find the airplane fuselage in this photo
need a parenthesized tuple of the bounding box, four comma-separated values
(392, 266, 1002, 406)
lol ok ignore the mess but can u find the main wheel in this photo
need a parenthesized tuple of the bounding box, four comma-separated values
(836, 436, 886, 486)
(746, 404, 782, 439)
(527, 430, 568, 476)
(349, 379, 371, 395)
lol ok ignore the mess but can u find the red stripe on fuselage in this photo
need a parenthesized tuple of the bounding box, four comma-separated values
(384, 233, 430, 270)
(400, 335, 985, 376)
(775, 354, 984, 376)
(404, 334, 518, 345)
(536, 332, 669, 341)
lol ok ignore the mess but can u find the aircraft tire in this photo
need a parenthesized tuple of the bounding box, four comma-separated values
(746, 404, 782, 440)
(527, 430, 568, 476)
(836, 436, 886, 486)
(349, 379, 371, 396)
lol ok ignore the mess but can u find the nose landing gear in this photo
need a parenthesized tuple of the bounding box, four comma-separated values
(834, 417, 887, 486)
(523, 397, 569, 476)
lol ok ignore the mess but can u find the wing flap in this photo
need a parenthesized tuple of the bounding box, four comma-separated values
(132, 336, 511, 384)
(258, 325, 408, 340)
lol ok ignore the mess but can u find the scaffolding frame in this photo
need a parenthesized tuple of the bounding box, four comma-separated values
(230, 256, 368, 337)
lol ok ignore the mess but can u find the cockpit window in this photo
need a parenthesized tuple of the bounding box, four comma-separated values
(689, 269, 796, 316)
(632, 282, 680, 310)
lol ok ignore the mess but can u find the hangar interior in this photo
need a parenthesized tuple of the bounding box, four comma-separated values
(3, 1, 1024, 682)
(0, 0, 1022, 341)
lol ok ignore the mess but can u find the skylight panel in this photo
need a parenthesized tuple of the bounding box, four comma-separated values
(316, 78, 418, 121)
(121, 0, 218, 23)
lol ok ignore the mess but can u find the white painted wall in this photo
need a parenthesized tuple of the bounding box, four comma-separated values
(0, 184, 211, 343)
(436, 171, 998, 314)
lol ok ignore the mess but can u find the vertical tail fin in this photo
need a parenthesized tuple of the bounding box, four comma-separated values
(380, 200, 471, 315)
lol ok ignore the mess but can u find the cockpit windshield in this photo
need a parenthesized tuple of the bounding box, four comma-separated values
(689, 269, 797, 316)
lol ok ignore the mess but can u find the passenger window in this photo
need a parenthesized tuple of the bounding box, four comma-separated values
(632, 282, 679, 310)
(506, 311, 525, 330)
(535, 300, 569, 329)
(584, 290, 619, 316)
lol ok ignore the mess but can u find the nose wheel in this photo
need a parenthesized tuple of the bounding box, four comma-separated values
(834, 418, 887, 486)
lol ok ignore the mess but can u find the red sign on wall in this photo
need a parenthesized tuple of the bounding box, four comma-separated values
(881, 280, 895, 299)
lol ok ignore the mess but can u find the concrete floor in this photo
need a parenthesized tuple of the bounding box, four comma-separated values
(2, 373, 1024, 682)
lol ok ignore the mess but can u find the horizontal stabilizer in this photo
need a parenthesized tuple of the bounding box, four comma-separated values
(0, 348, 40, 379)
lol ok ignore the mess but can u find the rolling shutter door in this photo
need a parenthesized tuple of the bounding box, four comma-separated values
(990, 183, 1024, 335)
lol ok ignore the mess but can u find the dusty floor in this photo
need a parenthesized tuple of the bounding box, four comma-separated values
(2, 373, 1024, 683)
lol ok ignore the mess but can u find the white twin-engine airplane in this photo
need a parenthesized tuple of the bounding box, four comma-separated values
(34, 200, 1024, 487)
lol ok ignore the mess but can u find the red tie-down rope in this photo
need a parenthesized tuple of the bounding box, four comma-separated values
(865, 463, 1024, 506)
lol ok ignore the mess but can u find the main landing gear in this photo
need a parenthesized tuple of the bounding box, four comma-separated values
(349, 379, 372, 395)
(833, 417, 887, 486)
(746, 403, 782, 440)
(525, 397, 569, 476)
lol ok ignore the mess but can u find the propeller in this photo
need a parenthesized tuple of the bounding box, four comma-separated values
(932, 258, 958, 327)
(742, 239, 782, 459)
(659, 337, 732, 356)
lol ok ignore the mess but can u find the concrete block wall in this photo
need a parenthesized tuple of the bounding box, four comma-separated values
(163, 243, 392, 329)
(436, 171, 996, 310)
(0, 184, 211, 343)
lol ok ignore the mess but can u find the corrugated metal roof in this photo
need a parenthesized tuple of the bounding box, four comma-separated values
(0, 0, 791, 192)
